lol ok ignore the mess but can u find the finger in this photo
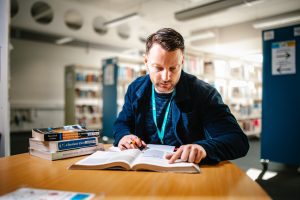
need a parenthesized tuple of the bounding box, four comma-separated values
(124, 141, 132, 149)
(138, 139, 147, 148)
(141, 140, 147, 147)
(120, 144, 127, 151)
(118, 135, 133, 150)
(180, 146, 191, 162)
(134, 138, 142, 148)
(188, 147, 197, 163)
(130, 143, 138, 149)
(165, 153, 173, 160)
(129, 139, 139, 149)
(118, 143, 123, 150)
(168, 147, 183, 164)
(194, 150, 202, 164)
(118, 138, 126, 150)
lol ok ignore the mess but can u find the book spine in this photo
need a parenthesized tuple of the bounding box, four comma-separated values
(29, 137, 99, 152)
(43, 131, 100, 141)
(51, 144, 103, 160)
(56, 137, 98, 151)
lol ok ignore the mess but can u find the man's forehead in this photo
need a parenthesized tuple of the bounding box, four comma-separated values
(147, 60, 182, 67)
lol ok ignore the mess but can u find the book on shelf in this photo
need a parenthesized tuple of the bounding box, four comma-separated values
(29, 137, 99, 152)
(32, 124, 101, 141)
(0, 187, 94, 200)
(69, 144, 200, 173)
(29, 144, 104, 161)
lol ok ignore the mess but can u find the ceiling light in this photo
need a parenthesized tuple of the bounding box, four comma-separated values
(104, 13, 139, 28)
(33, 9, 53, 20)
(253, 10, 300, 29)
(175, 0, 261, 21)
(185, 31, 215, 42)
(55, 37, 73, 45)
(253, 16, 300, 29)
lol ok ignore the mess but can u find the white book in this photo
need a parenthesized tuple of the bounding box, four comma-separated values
(69, 144, 200, 173)
(0, 187, 94, 200)
(29, 144, 104, 161)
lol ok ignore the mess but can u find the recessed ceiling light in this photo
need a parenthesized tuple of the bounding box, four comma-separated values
(104, 13, 139, 28)
(55, 37, 73, 45)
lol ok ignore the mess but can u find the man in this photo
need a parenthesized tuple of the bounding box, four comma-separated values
(113, 28, 249, 164)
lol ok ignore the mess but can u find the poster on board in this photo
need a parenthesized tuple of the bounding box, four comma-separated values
(272, 40, 296, 75)
(104, 64, 115, 85)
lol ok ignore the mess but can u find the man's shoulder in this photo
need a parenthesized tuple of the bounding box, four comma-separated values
(127, 75, 150, 95)
(180, 71, 221, 103)
(130, 75, 149, 87)
(182, 71, 213, 91)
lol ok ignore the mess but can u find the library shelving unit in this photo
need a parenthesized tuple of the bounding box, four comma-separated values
(184, 53, 262, 137)
(102, 57, 145, 138)
(65, 65, 102, 130)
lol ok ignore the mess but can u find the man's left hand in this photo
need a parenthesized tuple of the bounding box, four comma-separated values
(165, 144, 207, 164)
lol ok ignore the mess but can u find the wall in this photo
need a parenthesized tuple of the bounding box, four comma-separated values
(10, 39, 118, 131)
(0, 0, 10, 156)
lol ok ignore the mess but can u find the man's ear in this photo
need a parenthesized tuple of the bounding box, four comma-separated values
(143, 54, 148, 65)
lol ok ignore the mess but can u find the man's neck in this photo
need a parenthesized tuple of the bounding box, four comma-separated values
(154, 87, 174, 94)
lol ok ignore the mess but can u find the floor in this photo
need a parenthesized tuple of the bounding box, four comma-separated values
(231, 137, 300, 200)
(10, 132, 300, 200)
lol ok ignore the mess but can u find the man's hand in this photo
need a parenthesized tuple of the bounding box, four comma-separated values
(165, 144, 207, 164)
(118, 134, 147, 150)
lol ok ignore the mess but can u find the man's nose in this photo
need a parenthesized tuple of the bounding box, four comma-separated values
(161, 69, 170, 81)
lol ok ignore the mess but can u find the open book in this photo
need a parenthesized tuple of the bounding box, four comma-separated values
(69, 144, 200, 173)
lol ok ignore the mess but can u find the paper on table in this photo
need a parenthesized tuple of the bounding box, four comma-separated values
(0, 187, 94, 200)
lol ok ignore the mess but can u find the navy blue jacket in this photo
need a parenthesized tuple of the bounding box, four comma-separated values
(113, 71, 249, 164)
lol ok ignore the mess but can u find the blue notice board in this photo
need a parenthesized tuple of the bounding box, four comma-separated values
(102, 58, 118, 138)
(261, 24, 300, 165)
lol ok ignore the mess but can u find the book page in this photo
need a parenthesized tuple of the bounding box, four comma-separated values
(146, 144, 175, 152)
(108, 144, 175, 153)
(74, 149, 141, 166)
(131, 148, 195, 168)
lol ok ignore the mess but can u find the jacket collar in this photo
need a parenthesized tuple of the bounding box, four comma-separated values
(136, 75, 151, 99)
(175, 71, 191, 103)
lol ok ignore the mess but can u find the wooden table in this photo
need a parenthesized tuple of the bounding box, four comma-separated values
(0, 152, 270, 199)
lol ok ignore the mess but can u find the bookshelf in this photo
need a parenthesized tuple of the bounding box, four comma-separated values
(65, 65, 102, 130)
(184, 53, 262, 137)
(102, 57, 144, 138)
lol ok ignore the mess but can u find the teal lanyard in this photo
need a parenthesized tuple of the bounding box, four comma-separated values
(152, 84, 176, 144)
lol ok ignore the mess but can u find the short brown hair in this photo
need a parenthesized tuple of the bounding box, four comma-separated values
(146, 28, 184, 54)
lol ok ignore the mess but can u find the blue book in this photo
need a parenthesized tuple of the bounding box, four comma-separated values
(29, 137, 99, 152)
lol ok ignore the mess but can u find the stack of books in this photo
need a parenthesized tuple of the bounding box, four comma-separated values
(29, 124, 104, 160)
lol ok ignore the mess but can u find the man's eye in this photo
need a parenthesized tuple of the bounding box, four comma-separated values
(169, 67, 176, 72)
(154, 66, 163, 71)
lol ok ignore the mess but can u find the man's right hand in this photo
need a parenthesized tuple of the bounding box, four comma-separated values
(118, 134, 147, 150)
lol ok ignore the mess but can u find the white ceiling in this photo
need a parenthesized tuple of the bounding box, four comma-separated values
(64, 0, 300, 59)
(12, 0, 300, 60)
(68, 0, 299, 30)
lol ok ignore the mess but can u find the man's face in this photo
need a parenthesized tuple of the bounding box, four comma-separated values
(144, 43, 184, 93)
